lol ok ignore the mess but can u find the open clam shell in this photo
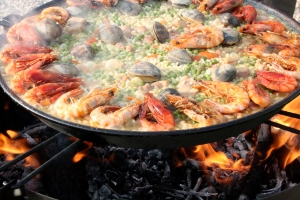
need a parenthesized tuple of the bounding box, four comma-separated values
(128, 62, 161, 82)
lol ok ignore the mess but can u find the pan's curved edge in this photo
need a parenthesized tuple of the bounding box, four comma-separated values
(0, 0, 300, 149)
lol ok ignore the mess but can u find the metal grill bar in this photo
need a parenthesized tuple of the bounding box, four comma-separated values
(277, 110, 300, 119)
(264, 120, 300, 135)
(0, 133, 63, 172)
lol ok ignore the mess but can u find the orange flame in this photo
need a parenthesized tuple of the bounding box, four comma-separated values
(178, 144, 250, 171)
(269, 95, 300, 169)
(72, 141, 93, 163)
(0, 130, 40, 168)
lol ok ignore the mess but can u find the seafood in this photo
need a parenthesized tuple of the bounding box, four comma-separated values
(170, 24, 224, 49)
(23, 82, 81, 106)
(221, 28, 240, 45)
(240, 20, 286, 34)
(193, 80, 250, 114)
(36, 18, 62, 41)
(232, 5, 257, 23)
(244, 44, 300, 57)
(257, 31, 300, 47)
(70, 44, 95, 61)
(212, 0, 242, 14)
(260, 54, 300, 72)
(153, 21, 169, 43)
(128, 62, 161, 82)
(166, 49, 192, 64)
(198, 0, 218, 11)
(217, 13, 240, 27)
(118, 1, 142, 16)
(10, 69, 82, 94)
(90, 102, 141, 129)
(66, 0, 92, 7)
(0, 44, 52, 64)
(255, 71, 298, 93)
(242, 80, 270, 107)
(5, 53, 57, 75)
(38, 6, 69, 25)
(271, 63, 300, 80)
(139, 93, 175, 131)
(166, 94, 226, 127)
(54, 87, 117, 118)
(180, 9, 205, 24)
(158, 88, 181, 111)
(98, 24, 124, 45)
(212, 64, 237, 82)
(6, 23, 45, 45)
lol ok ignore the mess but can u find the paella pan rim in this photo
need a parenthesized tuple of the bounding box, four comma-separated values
(0, 0, 300, 149)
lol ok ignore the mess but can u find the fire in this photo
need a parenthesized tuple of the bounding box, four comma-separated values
(0, 130, 40, 168)
(268, 95, 300, 169)
(72, 141, 93, 163)
(177, 143, 250, 171)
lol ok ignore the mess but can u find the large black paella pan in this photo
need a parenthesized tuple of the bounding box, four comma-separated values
(0, 0, 300, 149)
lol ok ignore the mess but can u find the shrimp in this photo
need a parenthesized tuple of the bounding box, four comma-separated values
(193, 81, 250, 114)
(6, 23, 45, 45)
(198, 0, 219, 11)
(166, 94, 225, 127)
(255, 71, 298, 93)
(271, 63, 300, 80)
(257, 31, 300, 47)
(232, 5, 257, 23)
(5, 53, 57, 75)
(260, 54, 300, 71)
(240, 20, 286, 34)
(10, 69, 82, 94)
(170, 24, 224, 49)
(242, 80, 271, 108)
(212, 0, 242, 14)
(23, 82, 81, 106)
(90, 102, 141, 129)
(37, 7, 69, 25)
(243, 44, 300, 57)
(54, 87, 117, 118)
(139, 93, 175, 131)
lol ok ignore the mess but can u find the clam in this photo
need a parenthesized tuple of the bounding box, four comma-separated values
(65, 17, 89, 34)
(118, 0, 142, 16)
(158, 88, 181, 111)
(70, 44, 95, 61)
(36, 18, 62, 41)
(217, 13, 240, 27)
(212, 64, 237, 82)
(166, 49, 192, 64)
(171, 0, 191, 8)
(128, 62, 161, 82)
(66, 6, 84, 16)
(47, 63, 79, 76)
(221, 28, 240, 45)
(180, 9, 205, 24)
(99, 24, 124, 45)
(153, 21, 169, 43)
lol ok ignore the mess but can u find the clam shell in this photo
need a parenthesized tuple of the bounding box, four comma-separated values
(180, 9, 205, 24)
(212, 64, 237, 82)
(70, 44, 95, 61)
(221, 28, 240, 45)
(158, 88, 181, 111)
(166, 49, 192, 64)
(153, 21, 169, 43)
(128, 62, 161, 82)
(217, 13, 240, 27)
(47, 63, 79, 76)
(99, 24, 124, 44)
(171, 0, 191, 8)
(36, 18, 62, 41)
(118, 1, 142, 16)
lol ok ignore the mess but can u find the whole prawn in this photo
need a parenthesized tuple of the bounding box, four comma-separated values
(37, 6, 69, 25)
(166, 94, 226, 127)
(257, 31, 300, 47)
(193, 81, 250, 114)
(90, 101, 141, 129)
(54, 87, 117, 118)
(170, 24, 224, 49)
(10, 69, 82, 94)
(243, 44, 300, 58)
(242, 80, 271, 108)
(139, 93, 175, 131)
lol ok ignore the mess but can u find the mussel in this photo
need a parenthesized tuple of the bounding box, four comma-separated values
(153, 21, 169, 43)
(118, 0, 142, 16)
(166, 49, 192, 64)
(36, 18, 62, 41)
(180, 9, 205, 24)
(99, 24, 124, 45)
(221, 28, 240, 45)
(212, 64, 237, 82)
(70, 44, 95, 61)
(158, 88, 181, 111)
(128, 62, 161, 82)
